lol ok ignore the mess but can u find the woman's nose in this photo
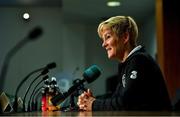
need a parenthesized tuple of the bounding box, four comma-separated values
(102, 41, 107, 48)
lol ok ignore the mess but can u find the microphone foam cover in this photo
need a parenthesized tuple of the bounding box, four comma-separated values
(42, 75, 49, 80)
(46, 62, 56, 69)
(28, 26, 43, 40)
(83, 65, 101, 84)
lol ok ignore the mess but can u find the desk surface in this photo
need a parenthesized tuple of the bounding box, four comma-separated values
(2, 111, 180, 116)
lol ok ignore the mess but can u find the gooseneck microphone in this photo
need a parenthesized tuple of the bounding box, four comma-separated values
(28, 75, 49, 111)
(23, 70, 48, 112)
(15, 62, 56, 98)
(13, 62, 56, 112)
(27, 27, 43, 40)
(0, 26, 43, 92)
(23, 63, 56, 112)
(51, 65, 101, 106)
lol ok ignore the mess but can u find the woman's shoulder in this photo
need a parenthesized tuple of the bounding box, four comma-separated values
(125, 50, 159, 71)
(128, 51, 153, 62)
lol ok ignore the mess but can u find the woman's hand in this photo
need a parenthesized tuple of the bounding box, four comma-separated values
(77, 89, 96, 111)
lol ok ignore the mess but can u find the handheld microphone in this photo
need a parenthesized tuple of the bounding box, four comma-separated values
(0, 26, 43, 93)
(28, 75, 49, 112)
(51, 65, 101, 106)
(13, 62, 56, 112)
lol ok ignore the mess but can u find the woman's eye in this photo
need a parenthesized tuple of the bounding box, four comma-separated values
(105, 35, 111, 40)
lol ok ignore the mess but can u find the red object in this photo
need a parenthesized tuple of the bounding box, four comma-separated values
(41, 93, 47, 111)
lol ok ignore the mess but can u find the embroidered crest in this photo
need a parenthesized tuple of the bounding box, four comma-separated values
(130, 70, 137, 79)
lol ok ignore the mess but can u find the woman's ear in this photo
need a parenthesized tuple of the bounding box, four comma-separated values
(123, 32, 129, 44)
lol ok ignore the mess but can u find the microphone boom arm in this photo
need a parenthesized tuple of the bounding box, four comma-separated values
(0, 38, 30, 92)
(23, 73, 42, 112)
(15, 68, 43, 98)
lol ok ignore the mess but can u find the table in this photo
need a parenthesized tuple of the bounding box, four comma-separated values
(2, 110, 180, 116)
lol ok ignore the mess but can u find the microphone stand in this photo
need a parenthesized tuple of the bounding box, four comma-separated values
(28, 75, 48, 111)
(13, 62, 56, 112)
(0, 38, 36, 113)
(0, 38, 30, 92)
(0, 27, 42, 113)
(69, 79, 86, 111)
(23, 69, 48, 112)
(13, 68, 43, 112)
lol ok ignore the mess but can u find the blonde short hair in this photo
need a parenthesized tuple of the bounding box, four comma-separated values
(97, 16, 138, 47)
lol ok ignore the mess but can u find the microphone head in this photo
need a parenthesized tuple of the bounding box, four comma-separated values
(51, 77, 57, 84)
(44, 79, 50, 85)
(46, 62, 56, 69)
(42, 75, 49, 81)
(28, 26, 43, 40)
(83, 65, 101, 84)
(51, 77, 56, 81)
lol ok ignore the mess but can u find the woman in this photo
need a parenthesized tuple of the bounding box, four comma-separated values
(77, 16, 172, 111)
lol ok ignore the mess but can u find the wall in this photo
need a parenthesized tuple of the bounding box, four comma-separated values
(141, 15, 157, 59)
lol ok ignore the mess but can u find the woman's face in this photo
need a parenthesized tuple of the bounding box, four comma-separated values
(101, 26, 125, 61)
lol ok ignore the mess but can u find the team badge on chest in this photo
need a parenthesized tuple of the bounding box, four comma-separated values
(130, 70, 137, 79)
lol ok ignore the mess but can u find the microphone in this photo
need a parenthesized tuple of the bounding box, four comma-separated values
(27, 26, 43, 40)
(15, 62, 56, 97)
(22, 64, 57, 112)
(51, 65, 101, 106)
(23, 70, 48, 112)
(13, 62, 56, 112)
(0, 26, 43, 93)
(28, 75, 49, 111)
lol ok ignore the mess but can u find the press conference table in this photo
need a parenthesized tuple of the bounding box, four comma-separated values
(2, 110, 180, 116)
